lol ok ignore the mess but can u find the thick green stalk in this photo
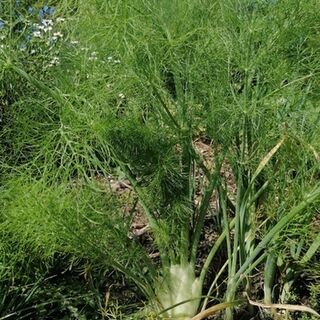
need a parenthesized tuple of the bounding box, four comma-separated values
(230, 170, 242, 282)
(264, 253, 277, 317)
(191, 173, 218, 265)
(220, 185, 232, 278)
(264, 253, 277, 305)
(180, 135, 193, 265)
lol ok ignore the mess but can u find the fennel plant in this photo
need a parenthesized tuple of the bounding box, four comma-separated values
(1, 1, 320, 319)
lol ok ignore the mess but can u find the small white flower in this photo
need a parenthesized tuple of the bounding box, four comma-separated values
(70, 40, 79, 45)
(107, 56, 113, 61)
(277, 97, 287, 105)
(89, 52, 98, 60)
(42, 19, 53, 27)
(33, 31, 42, 38)
(114, 59, 120, 64)
(53, 32, 63, 38)
(43, 26, 53, 32)
(48, 56, 60, 66)
(56, 17, 65, 23)
(119, 93, 125, 99)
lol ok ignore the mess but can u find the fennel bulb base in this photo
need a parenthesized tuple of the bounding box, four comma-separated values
(157, 263, 202, 319)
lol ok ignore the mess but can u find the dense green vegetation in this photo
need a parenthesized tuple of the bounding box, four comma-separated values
(1, 0, 320, 319)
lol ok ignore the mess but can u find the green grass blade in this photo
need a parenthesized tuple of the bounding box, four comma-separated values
(301, 232, 320, 264)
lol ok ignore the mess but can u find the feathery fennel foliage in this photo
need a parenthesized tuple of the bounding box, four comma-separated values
(1, 0, 320, 319)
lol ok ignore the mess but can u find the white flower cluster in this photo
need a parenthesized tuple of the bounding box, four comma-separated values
(52, 32, 63, 41)
(28, 17, 67, 68)
(32, 18, 65, 43)
(89, 52, 122, 63)
(48, 56, 60, 67)
(88, 51, 98, 61)
(33, 19, 54, 37)
(107, 56, 120, 64)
